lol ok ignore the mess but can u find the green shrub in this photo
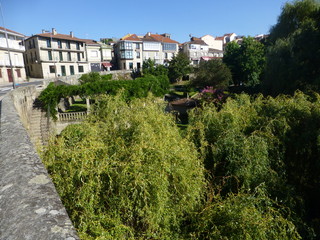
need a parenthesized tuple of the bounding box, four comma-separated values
(42, 94, 204, 239)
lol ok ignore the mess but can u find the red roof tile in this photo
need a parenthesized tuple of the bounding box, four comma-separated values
(121, 34, 142, 41)
(0, 26, 25, 37)
(32, 33, 86, 42)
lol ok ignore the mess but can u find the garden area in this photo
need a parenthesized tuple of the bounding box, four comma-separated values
(39, 1, 320, 239)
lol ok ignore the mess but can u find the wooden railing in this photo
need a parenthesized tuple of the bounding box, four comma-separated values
(57, 111, 87, 122)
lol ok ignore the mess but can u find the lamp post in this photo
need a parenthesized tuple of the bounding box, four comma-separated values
(0, 2, 16, 89)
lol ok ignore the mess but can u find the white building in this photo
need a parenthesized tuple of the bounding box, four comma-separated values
(201, 35, 224, 58)
(182, 37, 209, 65)
(24, 28, 89, 79)
(0, 27, 26, 84)
(115, 33, 179, 70)
(83, 39, 113, 72)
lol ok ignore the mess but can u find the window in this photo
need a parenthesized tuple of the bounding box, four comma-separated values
(76, 42, 80, 50)
(49, 65, 56, 73)
(123, 63, 126, 69)
(163, 43, 176, 51)
(137, 62, 141, 69)
(59, 52, 63, 61)
(58, 40, 62, 48)
(0, 70, 2, 78)
(70, 65, 74, 75)
(32, 39, 35, 48)
(47, 39, 51, 48)
(136, 52, 140, 59)
(78, 65, 84, 72)
(120, 51, 133, 59)
(165, 53, 168, 59)
(16, 69, 21, 78)
(61, 65, 66, 76)
(120, 41, 132, 50)
(66, 41, 70, 49)
(129, 62, 133, 70)
(90, 50, 98, 58)
(67, 52, 71, 61)
(136, 43, 140, 49)
(48, 51, 52, 60)
(77, 52, 81, 61)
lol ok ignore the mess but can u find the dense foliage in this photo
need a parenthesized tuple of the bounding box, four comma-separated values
(168, 52, 192, 82)
(43, 94, 205, 239)
(79, 72, 112, 85)
(188, 91, 320, 239)
(142, 58, 169, 76)
(223, 37, 266, 86)
(191, 59, 232, 89)
(38, 74, 169, 118)
(42, 92, 312, 239)
(264, 0, 320, 94)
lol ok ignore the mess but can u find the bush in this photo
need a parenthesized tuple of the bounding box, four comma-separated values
(42, 94, 205, 239)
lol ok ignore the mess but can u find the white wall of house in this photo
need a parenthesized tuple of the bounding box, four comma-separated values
(201, 35, 223, 51)
(0, 30, 26, 83)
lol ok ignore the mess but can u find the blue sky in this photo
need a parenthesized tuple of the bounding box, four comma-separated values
(1, 0, 289, 43)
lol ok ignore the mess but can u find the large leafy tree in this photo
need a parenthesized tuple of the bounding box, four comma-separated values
(168, 52, 192, 82)
(223, 37, 266, 86)
(191, 59, 232, 89)
(142, 58, 168, 76)
(264, 0, 320, 94)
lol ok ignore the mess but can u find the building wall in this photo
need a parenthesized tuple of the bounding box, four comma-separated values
(183, 43, 209, 65)
(117, 39, 178, 70)
(25, 35, 89, 78)
(0, 31, 26, 83)
(201, 35, 223, 51)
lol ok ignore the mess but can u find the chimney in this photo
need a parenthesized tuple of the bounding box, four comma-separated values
(70, 31, 74, 38)
(147, 32, 151, 36)
(52, 28, 57, 35)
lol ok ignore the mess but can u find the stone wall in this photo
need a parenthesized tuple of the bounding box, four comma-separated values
(0, 91, 79, 239)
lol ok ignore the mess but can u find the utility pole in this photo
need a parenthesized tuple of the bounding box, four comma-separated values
(0, 2, 16, 89)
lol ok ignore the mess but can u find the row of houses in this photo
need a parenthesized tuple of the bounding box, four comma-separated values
(0, 27, 265, 84)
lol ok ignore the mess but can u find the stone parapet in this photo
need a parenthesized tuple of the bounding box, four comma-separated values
(0, 92, 79, 239)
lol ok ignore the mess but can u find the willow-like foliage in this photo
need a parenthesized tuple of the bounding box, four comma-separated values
(42, 94, 204, 239)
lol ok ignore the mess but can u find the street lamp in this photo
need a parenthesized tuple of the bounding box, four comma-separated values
(0, 2, 16, 89)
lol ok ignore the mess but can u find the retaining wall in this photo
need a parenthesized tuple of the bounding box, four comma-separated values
(0, 90, 79, 240)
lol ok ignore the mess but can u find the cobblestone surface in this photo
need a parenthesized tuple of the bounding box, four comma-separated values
(0, 93, 79, 240)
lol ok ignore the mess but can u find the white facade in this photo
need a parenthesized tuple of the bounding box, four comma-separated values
(182, 37, 209, 65)
(24, 29, 89, 79)
(201, 35, 223, 51)
(0, 27, 26, 84)
(116, 33, 179, 70)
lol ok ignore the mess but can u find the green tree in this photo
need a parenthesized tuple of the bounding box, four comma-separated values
(142, 58, 168, 76)
(191, 59, 232, 89)
(168, 52, 191, 82)
(264, 0, 320, 94)
(42, 94, 205, 239)
(223, 37, 266, 86)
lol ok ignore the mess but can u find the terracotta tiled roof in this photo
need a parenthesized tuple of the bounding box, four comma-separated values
(215, 36, 224, 40)
(33, 33, 86, 42)
(0, 26, 25, 37)
(140, 33, 179, 44)
(149, 34, 179, 44)
(81, 39, 100, 45)
(121, 34, 142, 41)
(185, 38, 208, 46)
